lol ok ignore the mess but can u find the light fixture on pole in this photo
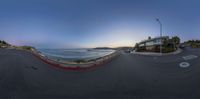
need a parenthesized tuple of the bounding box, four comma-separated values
(156, 18, 162, 54)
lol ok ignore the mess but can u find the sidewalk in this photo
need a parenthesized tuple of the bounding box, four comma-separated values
(131, 48, 183, 56)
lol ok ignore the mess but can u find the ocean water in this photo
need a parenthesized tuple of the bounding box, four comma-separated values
(38, 49, 115, 61)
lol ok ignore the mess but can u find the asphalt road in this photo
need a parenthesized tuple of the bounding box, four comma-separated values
(0, 47, 200, 99)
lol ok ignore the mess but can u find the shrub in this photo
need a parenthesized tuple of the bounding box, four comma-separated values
(20, 46, 34, 50)
(0, 40, 10, 47)
(74, 59, 86, 63)
(163, 47, 175, 53)
(192, 43, 200, 48)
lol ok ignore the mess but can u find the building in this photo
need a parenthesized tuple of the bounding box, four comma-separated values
(136, 36, 175, 52)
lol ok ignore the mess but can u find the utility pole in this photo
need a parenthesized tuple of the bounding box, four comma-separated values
(156, 18, 162, 54)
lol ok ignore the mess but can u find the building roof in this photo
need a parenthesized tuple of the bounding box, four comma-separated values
(139, 36, 169, 44)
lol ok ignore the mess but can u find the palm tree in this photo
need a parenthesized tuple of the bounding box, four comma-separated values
(172, 36, 180, 49)
(172, 36, 180, 45)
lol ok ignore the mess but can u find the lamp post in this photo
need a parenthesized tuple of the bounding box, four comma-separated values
(156, 18, 162, 54)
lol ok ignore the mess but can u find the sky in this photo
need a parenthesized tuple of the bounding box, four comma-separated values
(0, 0, 200, 48)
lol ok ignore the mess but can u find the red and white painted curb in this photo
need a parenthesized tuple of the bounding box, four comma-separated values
(28, 50, 120, 71)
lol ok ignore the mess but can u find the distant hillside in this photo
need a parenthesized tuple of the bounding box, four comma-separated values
(94, 46, 133, 50)
(93, 47, 113, 49)
(114, 47, 133, 50)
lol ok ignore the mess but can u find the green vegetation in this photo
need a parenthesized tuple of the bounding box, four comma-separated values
(21, 46, 33, 50)
(18, 46, 35, 51)
(162, 47, 175, 53)
(0, 40, 10, 48)
(135, 36, 180, 53)
(73, 59, 87, 63)
(0, 40, 36, 51)
(162, 38, 176, 53)
(172, 36, 180, 45)
(192, 43, 200, 48)
(15, 46, 35, 51)
(185, 40, 200, 48)
(94, 47, 113, 49)
(134, 43, 139, 49)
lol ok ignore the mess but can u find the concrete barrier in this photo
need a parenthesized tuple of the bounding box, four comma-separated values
(26, 49, 120, 71)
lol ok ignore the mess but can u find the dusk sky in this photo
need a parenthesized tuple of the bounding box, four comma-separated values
(0, 0, 200, 48)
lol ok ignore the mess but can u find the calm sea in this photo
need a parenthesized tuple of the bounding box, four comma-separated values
(38, 49, 115, 61)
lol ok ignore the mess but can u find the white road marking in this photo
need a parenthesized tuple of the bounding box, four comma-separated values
(182, 55, 198, 60)
(179, 62, 190, 68)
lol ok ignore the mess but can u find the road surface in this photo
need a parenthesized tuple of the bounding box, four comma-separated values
(0, 47, 200, 99)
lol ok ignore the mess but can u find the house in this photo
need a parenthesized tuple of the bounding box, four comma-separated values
(136, 36, 176, 52)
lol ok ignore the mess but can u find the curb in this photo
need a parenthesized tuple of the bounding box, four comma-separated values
(28, 50, 120, 71)
(132, 48, 183, 56)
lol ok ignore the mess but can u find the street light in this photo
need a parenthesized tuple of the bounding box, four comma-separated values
(156, 18, 162, 54)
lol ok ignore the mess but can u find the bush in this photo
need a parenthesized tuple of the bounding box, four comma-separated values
(0, 40, 10, 47)
(20, 46, 34, 50)
(163, 47, 175, 53)
(74, 59, 86, 63)
(192, 43, 200, 48)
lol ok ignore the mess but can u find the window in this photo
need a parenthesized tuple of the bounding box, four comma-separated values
(139, 43, 145, 47)
(154, 39, 161, 45)
(146, 41, 154, 46)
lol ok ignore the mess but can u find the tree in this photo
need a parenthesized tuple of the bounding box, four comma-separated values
(2, 40, 7, 45)
(163, 38, 169, 47)
(134, 43, 139, 51)
(148, 36, 151, 40)
(172, 36, 180, 45)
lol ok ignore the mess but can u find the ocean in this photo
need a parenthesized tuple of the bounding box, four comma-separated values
(38, 49, 115, 62)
